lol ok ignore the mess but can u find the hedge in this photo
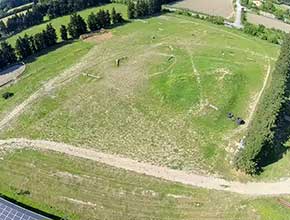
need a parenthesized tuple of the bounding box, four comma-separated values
(235, 33, 290, 174)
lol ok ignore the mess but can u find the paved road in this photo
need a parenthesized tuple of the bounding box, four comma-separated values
(225, 0, 244, 29)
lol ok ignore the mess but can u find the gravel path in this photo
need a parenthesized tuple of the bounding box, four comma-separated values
(0, 138, 290, 196)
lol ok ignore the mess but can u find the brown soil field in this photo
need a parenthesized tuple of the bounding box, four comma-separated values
(170, 0, 234, 18)
(247, 13, 290, 33)
(0, 64, 26, 87)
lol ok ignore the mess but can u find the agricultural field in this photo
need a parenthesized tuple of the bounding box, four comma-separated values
(168, 0, 234, 18)
(6, 3, 127, 46)
(0, 9, 279, 179)
(247, 12, 290, 33)
(0, 148, 290, 220)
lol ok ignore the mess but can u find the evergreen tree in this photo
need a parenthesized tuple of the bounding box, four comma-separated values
(111, 8, 124, 24)
(153, 0, 161, 14)
(1, 41, 17, 65)
(127, 0, 135, 19)
(104, 10, 111, 27)
(0, 49, 6, 68)
(87, 12, 99, 31)
(45, 23, 57, 46)
(60, 25, 68, 41)
(33, 32, 47, 51)
(96, 10, 106, 28)
(0, 20, 7, 35)
(111, 7, 117, 24)
(15, 34, 33, 59)
(68, 13, 87, 39)
(0, 41, 17, 65)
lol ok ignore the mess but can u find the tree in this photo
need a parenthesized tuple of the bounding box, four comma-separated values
(104, 10, 111, 27)
(15, 34, 33, 59)
(0, 41, 17, 65)
(60, 25, 68, 41)
(127, 0, 135, 19)
(111, 7, 117, 24)
(68, 13, 87, 39)
(87, 12, 99, 31)
(111, 8, 124, 25)
(0, 20, 7, 35)
(45, 23, 57, 46)
(33, 32, 47, 51)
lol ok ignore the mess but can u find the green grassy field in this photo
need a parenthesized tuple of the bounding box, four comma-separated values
(1, 149, 290, 220)
(0, 41, 93, 123)
(0, 9, 280, 178)
(1, 3, 290, 219)
(6, 3, 127, 46)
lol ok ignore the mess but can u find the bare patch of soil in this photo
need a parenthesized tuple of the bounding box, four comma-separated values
(83, 31, 113, 43)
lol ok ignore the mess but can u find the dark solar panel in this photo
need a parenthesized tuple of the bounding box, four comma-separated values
(0, 198, 49, 220)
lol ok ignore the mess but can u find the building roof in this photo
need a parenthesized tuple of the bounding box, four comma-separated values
(0, 197, 49, 220)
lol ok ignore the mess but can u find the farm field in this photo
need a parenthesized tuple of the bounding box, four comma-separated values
(169, 0, 234, 18)
(0, 149, 290, 220)
(247, 12, 290, 33)
(6, 3, 127, 46)
(0, 9, 279, 178)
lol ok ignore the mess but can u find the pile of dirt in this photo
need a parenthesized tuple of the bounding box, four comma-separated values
(81, 30, 113, 43)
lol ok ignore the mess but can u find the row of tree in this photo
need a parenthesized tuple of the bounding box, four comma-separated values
(66, 8, 124, 38)
(243, 22, 285, 44)
(235, 33, 290, 174)
(1, 7, 124, 69)
(127, 0, 161, 18)
(15, 23, 57, 59)
(44, 0, 110, 19)
(0, 0, 110, 37)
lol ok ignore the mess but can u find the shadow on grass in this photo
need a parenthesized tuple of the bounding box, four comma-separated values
(24, 40, 75, 65)
(0, 194, 65, 220)
(257, 94, 290, 172)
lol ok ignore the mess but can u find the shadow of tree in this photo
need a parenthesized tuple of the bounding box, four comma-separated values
(257, 82, 290, 172)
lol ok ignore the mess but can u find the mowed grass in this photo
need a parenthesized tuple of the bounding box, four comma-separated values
(1, 10, 279, 178)
(0, 40, 93, 121)
(1, 149, 290, 220)
(6, 3, 127, 46)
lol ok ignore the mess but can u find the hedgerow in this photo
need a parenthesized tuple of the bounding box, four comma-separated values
(235, 34, 290, 174)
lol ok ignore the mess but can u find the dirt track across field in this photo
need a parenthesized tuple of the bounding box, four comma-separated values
(1, 138, 290, 196)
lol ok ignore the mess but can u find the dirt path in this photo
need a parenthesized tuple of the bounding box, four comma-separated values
(0, 138, 290, 196)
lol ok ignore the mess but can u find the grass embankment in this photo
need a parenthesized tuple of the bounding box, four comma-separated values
(1, 10, 279, 177)
(1, 149, 290, 220)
